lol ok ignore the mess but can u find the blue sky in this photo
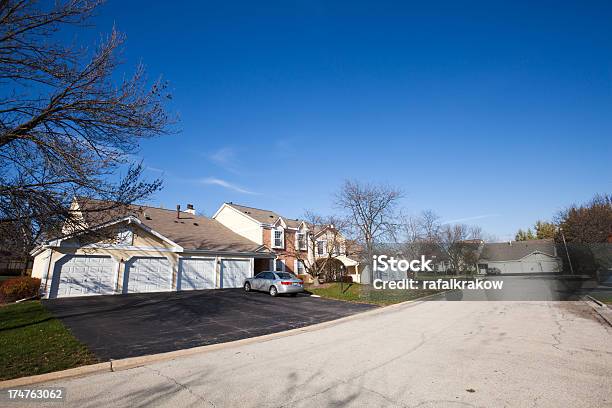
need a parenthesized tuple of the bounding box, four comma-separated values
(83, 1, 610, 240)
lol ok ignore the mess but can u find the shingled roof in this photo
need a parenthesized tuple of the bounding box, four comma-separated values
(225, 203, 303, 228)
(479, 239, 556, 261)
(75, 198, 270, 253)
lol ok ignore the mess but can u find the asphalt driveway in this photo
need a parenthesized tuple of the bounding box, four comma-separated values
(43, 289, 376, 361)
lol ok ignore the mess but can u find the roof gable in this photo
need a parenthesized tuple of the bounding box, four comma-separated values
(222, 203, 303, 228)
(480, 240, 557, 262)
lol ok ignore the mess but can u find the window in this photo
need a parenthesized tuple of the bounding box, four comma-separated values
(115, 227, 133, 246)
(295, 260, 305, 274)
(296, 233, 307, 251)
(272, 229, 284, 248)
(316, 240, 327, 256)
(275, 272, 294, 279)
(275, 259, 284, 272)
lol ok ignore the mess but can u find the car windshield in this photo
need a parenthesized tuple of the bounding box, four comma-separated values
(275, 273, 295, 279)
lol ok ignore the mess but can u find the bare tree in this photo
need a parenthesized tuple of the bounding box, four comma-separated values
(335, 180, 402, 284)
(397, 211, 485, 276)
(437, 223, 482, 275)
(396, 211, 441, 277)
(298, 211, 348, 286)
(0, 0, 174, 270)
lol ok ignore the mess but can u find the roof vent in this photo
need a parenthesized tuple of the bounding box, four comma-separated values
(185, 204, 195, 215)
(193, 222, 199, 226)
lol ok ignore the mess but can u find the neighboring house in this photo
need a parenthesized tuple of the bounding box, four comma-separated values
(478, 239, 561, 274)
(213, 203, 361, 281)
(311, 225, 362, 283)
(31, 198, 273, 299)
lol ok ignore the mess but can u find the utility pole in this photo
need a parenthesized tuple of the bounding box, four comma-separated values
(559, 227, 574, 275)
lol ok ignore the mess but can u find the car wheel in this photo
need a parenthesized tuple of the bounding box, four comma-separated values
(244, 282, 251, 292)
(269, 286, 278, 297)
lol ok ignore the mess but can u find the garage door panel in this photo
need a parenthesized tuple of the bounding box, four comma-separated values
(179, 258, 216, 290)
(221, 259, 251, 288)
(52, 255, 115, 298)
(124, 257, 172, 293)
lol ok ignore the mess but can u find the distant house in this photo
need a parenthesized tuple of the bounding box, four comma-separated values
(0, 250, 32, 276)
(478, 239, 561, 274)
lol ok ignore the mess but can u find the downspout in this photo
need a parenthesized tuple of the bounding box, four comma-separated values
(43, 248, 53, 297)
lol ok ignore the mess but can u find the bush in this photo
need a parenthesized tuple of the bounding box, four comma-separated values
(338, 275, 353, 283)
(0, 277, 41, 303)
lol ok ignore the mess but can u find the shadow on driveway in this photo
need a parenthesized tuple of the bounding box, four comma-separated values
(43, 289, 376, 361)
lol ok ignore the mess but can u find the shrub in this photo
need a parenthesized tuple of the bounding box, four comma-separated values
(0, 277, 41, 303)
(338, 275, 353, 283)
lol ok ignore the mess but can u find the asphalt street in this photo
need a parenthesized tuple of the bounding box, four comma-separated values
(6, 299, 611, 408)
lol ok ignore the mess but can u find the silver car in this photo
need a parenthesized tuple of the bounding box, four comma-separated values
(244, 271, 304, 297)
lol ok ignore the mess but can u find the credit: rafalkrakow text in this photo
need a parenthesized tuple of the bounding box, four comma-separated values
(373, 278, 504, 290)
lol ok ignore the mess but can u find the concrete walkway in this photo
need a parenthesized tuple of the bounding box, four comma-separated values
(5, 300, 612, 407)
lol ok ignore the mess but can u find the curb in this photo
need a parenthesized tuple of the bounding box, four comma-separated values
(584, 296, 612, 327)
(0, 293, 439, 388)
(0, 363, 110, 389)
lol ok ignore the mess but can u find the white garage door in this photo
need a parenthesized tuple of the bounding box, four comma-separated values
(221, 259, 251, 288)
(522, 260, 560, 273)
(51, 255, 115, 298)
(124, 257, 172, 293)
(179, 258, 216, 290)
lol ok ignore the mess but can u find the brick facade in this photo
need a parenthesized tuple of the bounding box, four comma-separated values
(262, 227, 307, 274)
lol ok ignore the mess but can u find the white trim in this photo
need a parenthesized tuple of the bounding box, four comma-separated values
(316, 239, 328, 256)
(294, 259, 305, 274)
(272, 227, 285, 249)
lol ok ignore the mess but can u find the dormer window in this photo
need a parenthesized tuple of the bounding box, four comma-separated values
(272, 229, 284, 248)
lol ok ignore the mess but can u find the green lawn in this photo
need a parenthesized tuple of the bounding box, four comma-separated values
(0, 301, 98, 381)
(305, 282, 441, 306)
(591, 293, 612, 305)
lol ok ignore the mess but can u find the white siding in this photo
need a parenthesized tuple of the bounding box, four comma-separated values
(485, 253, 561, 274)
(214, 206, 263, 245)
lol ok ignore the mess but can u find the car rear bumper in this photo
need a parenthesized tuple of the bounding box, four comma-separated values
(277, 285, 304, 294)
